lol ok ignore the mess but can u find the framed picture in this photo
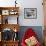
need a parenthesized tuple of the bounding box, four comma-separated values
(2, 10, 9, 15)
(24, 8, 37, 19)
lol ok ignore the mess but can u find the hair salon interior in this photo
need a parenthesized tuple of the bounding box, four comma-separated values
(0, 0, 46, 46)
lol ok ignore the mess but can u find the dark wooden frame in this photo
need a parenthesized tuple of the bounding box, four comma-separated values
(24, 8, 37, 19)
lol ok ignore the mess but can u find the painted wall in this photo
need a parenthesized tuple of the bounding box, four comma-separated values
(0, 0, 44, 45)
(0, 0, 44, 26)
(18, 26, 43, 44)
(17, 0, 44, 26)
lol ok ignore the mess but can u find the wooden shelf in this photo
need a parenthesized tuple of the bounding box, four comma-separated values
(2, 40, 19, 42)
(0, 7, 19, 10)
(0, 40, 19, 46)
(0, 7, 19, 46)
(0, 24, 20, 32)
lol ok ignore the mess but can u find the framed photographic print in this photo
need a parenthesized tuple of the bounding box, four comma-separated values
(24, 8, 37, 19)
(2, 10, 9, 15)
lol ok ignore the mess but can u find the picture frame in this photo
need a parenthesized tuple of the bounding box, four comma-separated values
(24, 8, 37, 19)
(2, 10, 9, 15)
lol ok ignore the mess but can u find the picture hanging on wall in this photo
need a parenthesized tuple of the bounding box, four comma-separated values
(24, 8, 37, 19)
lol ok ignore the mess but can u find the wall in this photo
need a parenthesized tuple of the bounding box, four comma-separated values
(18, 26, 43, 44)
(0, 0, 44, 44)
(17, 0, 44, 26)
(0, 0, 44, 26)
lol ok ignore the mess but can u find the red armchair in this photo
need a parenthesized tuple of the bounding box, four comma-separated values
(21, 28, 41, 46)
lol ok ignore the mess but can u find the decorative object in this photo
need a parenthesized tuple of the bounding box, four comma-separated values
(15, 0, 17, 7)
(14, 28, 17, 32)
(9, 10, 18, 15)
(2, 10, 9, 15)
(2, 28, 13, 41)
(5, 18, 8, 24)
(13, 32, 18, 41)
(24, 8, 37, 19)
(2, 16, 8, 24)
(25, 36, 38, 46)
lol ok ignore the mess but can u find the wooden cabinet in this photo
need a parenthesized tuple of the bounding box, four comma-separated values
(2, 41, 19, 46)
(44, 27, 46, 46)
(0, 7, 19, 24)
(0, 7, 19, 46)
(43, 0, 46, 26)
(0, 41, 19, 46)
(43, 0, 46, 46)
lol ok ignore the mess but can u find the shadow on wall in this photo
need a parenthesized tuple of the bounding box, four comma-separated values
(18, 26, 43, 44)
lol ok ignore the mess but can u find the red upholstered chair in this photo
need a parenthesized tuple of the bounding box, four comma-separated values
(21, 28, 41, 46)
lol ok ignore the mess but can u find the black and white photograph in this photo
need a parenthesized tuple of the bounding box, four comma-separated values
(24, 8, 37, 19)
